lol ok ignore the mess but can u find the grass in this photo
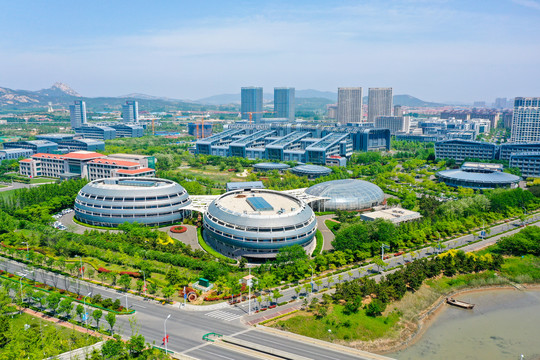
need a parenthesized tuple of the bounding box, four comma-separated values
(0, 313, 98, 358)
(178, 165, 246, 184)
(197, 227, 237, 264)
(312, 230, 323, 256)
(273, 305, 400, 342)
(29, 177, 57, 184)
(325, 219, 340, 234)
(72, 217, 118, 230)
(0, 189, 17, 200)
(500, 255, 540, 283)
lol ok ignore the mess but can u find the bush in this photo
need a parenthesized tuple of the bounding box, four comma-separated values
(97, 267, 111, 273)
(119, 271, 142, 278)
(365, 299, 386, 317)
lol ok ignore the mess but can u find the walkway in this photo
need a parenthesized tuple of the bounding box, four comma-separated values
(163, 224, 201, 250)
(316, 214, 336, 251)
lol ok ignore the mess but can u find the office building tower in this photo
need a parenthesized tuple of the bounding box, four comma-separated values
(494, 98, 507, 109)
(241, 87, 263, 123)
(337, 87, 363, 124)
(368, 88, 393, 123)
(274, 87, 295, 122)
(375, 116, 410, 134)
(394, 105, 403, 117)
(510, 97, 540, 143)
(122, 101, 139, 123)
(69, 100, 87, 128)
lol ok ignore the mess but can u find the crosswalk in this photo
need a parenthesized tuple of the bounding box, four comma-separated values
(204, 310, 243, 322)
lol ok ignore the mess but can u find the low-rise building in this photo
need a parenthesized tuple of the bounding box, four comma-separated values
(3, 140, 58, 154)
(360, 208, 422, 224)
(510, 152, 540, 178)
(0, 148, 33, 163)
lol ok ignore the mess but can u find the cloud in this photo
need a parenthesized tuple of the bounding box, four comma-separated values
(512, 0, 540, 10)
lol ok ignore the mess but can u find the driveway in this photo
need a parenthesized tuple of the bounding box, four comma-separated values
(316, 214, 336, 251)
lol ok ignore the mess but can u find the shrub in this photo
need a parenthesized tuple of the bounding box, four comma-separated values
(119, 271, 142, 278)
(97, 267, 111, 273)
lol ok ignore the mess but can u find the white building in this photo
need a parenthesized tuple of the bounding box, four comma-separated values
(368, 88, 393, 123)
(337, 87, 363, 123)
(511, 97, 540, 143)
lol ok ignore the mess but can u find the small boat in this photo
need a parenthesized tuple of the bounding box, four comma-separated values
(446, 297, 475, 309)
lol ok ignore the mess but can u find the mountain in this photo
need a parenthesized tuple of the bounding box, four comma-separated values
(393, 94, 445, 108)
(0, 83, 210, 112)
(295, 89, 337, 101)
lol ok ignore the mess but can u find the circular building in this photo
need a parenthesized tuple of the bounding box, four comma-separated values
(291, 164, 332, 179)
(74, 177, 191, 227)
(305, 179, 385, 211)
(203, 189, 317, 260)
(253, 162, 290, 172)
(436, 167, 521, 189)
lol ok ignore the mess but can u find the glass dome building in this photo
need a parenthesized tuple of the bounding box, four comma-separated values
(291, 164, 332, 179)
(203, 189, 317, 260)
(74, 177, 191, 227)
(436, 168, 521, 189)
(305, 179, 385, 211)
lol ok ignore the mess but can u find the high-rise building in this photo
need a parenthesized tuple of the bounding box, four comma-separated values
(494, 98, 508, 109)
(368, 88, 393, 123)
(337, 87, 363, 124)
(69, 100, 87, 128)
(274, 87, 295, 122)
(375, 116, 410, 134)
(122, 101, 139, 123)
(241, 87, 263, 123)
(510, 97, 540, 143)
(394, 105, 403, 117)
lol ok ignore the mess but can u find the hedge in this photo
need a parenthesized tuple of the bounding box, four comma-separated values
(197, 227, 236, 264)
(312, 230, 324, 257)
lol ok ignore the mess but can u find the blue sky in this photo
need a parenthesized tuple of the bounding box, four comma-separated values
(0, 0, 539, 102)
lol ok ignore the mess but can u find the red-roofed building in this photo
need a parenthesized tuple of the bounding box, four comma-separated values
(18, 151, 155, 180)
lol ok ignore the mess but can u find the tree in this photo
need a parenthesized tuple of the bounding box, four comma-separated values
(136, 279, 144, 294)
(92, 309, 103, 329)
(374, 258, 386, 273)
(118, 274, 131, 290)
(272, 289, 282, 304)
(275, 244, 308, 266)
(46, 293, 62, 315)
(76, 304, 84, 322)
(365, 299, 386, 317)
(58, 298, 73, 318)
(165, 267, 182, 286)
(105, 312, 116, 334)
(101, 338, 126, 358)
(294, 287, 301, 299)
(0, 316, 9, 347)
(127, 334, 146, 356)
(162, 285, 175, 300)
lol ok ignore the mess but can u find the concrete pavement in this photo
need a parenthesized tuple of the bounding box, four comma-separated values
(316, 214, 336, 251)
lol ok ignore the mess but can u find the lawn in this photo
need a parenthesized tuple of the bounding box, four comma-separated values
(179, 165, 247, 184)
(0, 189, 16, 200)
(500, 255, 540, 283)
(0, 312, 98, 358)
(273, 304, 400, 342)
(325, 219, 340, 234)
(30, 177, 57, 184)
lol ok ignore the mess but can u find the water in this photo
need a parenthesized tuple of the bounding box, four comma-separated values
(388, 289, 540, 360)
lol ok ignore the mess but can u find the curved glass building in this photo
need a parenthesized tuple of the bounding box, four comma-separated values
(306, 179, 385, 211)
(203, 189, 317, 260)
(436, 163, 521, 189)
(74, 177, 191, 227)
(252, 162, 290, 172)
(291, 164, 332, 179)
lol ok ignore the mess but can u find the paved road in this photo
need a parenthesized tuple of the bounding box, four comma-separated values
(316, 214, 336, 251)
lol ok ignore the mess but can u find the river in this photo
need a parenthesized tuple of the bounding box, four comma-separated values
(388, 289, 540, 360)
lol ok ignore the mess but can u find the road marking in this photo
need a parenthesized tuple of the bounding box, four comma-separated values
(133, 304, 146, 308)
(205, 310, 243, 322)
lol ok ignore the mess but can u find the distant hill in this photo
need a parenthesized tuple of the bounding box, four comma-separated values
(0, 83, 211, 112)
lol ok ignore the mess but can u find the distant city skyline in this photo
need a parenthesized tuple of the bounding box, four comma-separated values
(1, 1, 539, 102)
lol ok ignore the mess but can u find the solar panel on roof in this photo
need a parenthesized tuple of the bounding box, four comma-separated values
(246, 197, 274, 211)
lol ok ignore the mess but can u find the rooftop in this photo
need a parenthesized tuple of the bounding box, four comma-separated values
(63, 151, 104, 160)
(116, 167, 154, 174)
(215, 190, 302, 217)
(89, 158, 140, 167)
(361, 208, 422, 224)
(90, 177, 175, 190)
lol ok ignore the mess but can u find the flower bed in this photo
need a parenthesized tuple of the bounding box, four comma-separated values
(170, 225, 187, 234)
(119, 271, 141, 278)
(97, 267, 111, 273)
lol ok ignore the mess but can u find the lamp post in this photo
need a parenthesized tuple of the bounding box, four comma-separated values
(308, 264, 314, 296)
(19, 273, 28, 307)
(83, 292, 92, 332)
(142, 270, 146, 298)
(75, 255, 83, 295)
(164, 314, 171, 354)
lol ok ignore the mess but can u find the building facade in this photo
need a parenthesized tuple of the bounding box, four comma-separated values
(274, 87, 295, 122)
(69, 100, 87, 128)
(511, 97, 540, 143)
(435, 139, 498, 162)
(375, 116, 410, 134)
(109, 123, 144, 138)
(74, 126, 116, 140)
(0, 148, 33, 163)
(337, 87, 363, 124)
(368, 88, 393, 123)
(3, 140, 58, 154)
(510, 153, 540, 178)
(241, 87, 263, 123)
(122, 101, 139, 123)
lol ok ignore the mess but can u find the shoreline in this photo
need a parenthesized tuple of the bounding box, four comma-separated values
(362, 284, 540, 354)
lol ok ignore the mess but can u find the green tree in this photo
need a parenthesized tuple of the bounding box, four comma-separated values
(76, 304, 84, 322)
(46, 293, 62, 315)
(127, 334, 146, 356)
(105, 312, 116, 334)
(118, 274, 132, 290)
(57, 298, 73, 318)
(162, 285, 175, 300)
(0, 316, 10, 347)
(92, 309, 103, 329)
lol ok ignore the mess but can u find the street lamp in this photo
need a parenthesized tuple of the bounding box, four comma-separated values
(19, 273, 29, 307)
(164, 314, 171, 354)
(75, 255, 83, 295)
(307, 264, 314, 296)
(141, 270, 146, 298)
(83, 292, 92, 331)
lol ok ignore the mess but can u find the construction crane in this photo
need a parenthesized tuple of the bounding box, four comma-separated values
(241, 111, 272, 125)
(193, 115, 209, 139)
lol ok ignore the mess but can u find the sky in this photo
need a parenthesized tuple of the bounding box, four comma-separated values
(0, 0, 539, 103)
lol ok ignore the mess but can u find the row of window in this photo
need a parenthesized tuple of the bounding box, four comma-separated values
(78, 190, 186, 202)
(75, 197, 189, 209)
(205, 212, 314, 233)
(204, 221, 316, 243)
(75, 207, 186, 218)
